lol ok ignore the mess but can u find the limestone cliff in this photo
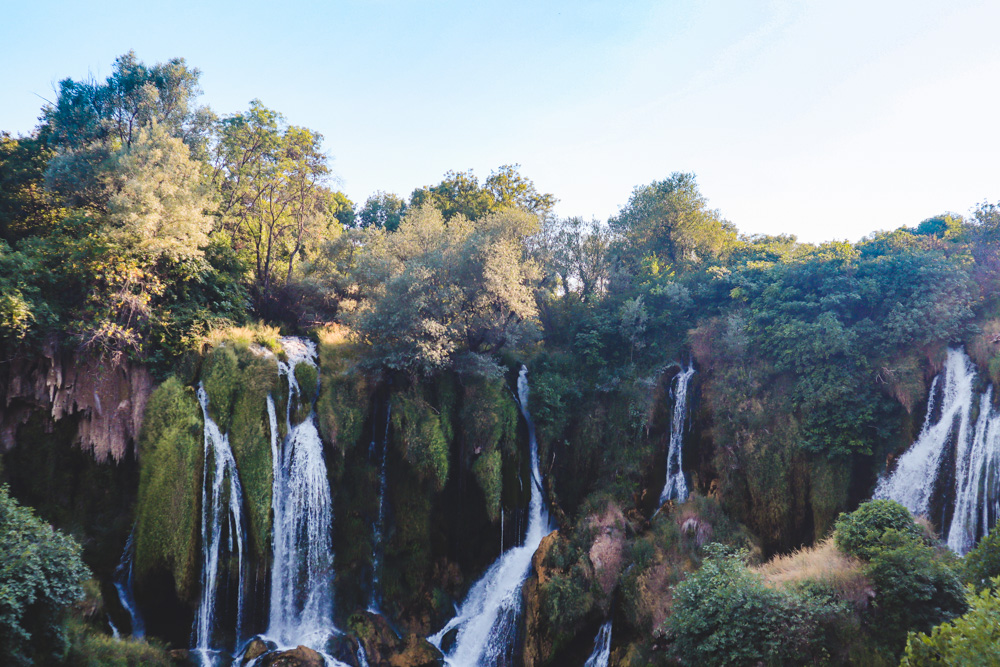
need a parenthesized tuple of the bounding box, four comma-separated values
(0, 341, 152, 461)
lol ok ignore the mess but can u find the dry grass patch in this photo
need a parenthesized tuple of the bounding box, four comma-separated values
(201, 322, 282, 353)
(754, 538, 872, 608)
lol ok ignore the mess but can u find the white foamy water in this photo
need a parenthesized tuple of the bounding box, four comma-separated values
(659, 363, 695, 504)
(429, 366, 554, 666)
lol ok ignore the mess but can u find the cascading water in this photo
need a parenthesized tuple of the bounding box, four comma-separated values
(113, 527, 145, 638)
(369, 402, 392, 613)
(874, 347, 1000, 554)
(583, 621, 612, 667)
(266, 337, 338, 649)
(659, 363, 695, 505)
(429, 365, 553, 666)
(194, 384, 249, 666)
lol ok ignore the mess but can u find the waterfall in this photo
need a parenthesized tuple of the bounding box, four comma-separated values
(659, 363, 696, 505)
(583, 621, 612, 667)
(194, 384, 249, 666)
(429, 365, 553, 666)
(113, 527, 145, 638)
(262, 336, 341, 654)
(874, 347, 1000, 555)
(369, 402, 392, 613)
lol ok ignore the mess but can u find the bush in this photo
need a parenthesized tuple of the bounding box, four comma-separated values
(666, 544, 847, 666)
(960, 522, 1000, 592)
(64, 618, 173, 667)
(902, 577, 1000, 666)
(0, 486, 89, 666)
(834, 499, 924, 561)
(866, 530, 967, 655)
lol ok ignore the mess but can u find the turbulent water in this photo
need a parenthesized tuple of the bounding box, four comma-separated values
(875, 347, 1000, 554)
(113, 528, 145, 638)
(266, 337, 338, 649)
(659, 363, 696, 505)
(583, 621, 612, 667)
(429, 365, 553, 666)
(194, 384, 249, 665)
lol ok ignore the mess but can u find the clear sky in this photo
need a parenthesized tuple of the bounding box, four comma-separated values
(3, 0, 1000, 243)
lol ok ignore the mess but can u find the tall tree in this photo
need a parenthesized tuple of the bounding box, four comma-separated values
(213, 100, 332, 306)
(610, 172, 736, 275)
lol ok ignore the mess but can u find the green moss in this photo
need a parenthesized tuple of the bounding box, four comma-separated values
(227, 353, 280, 558)
(292, 361, 318, 424)
(134, 377, 203, 601)
(317, 330, 371, 452)
(460, 375, 518, 458)
(392, 386, 449, 491)
(201, 345, 240, 431)
(472, 449, 502, 522)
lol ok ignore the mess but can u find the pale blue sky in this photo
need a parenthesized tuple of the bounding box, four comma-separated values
(3, 0, 999, 242)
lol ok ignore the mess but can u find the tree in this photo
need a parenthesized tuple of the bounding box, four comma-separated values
(0, 486, 89, 666)
(610, 172, 735, 274)
(348, 204, 541, 375)
(43, 51, 211, 210)
(409, 165, 556, 221)
(213, 100, 334, 307)
(357, 191, 406, 230)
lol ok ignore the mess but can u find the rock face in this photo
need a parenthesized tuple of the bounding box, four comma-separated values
(0, 341, 151, 461)
(351, 611, 443, 666)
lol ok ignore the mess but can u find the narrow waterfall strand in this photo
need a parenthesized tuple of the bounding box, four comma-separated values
(583, 621, 613, 667)
(194, 384, 248, 665)
(429, 365, 553, 665)
(660, 363, 696, 504)
(113, 527, 145, 638)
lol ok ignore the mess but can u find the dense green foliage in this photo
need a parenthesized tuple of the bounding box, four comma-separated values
(7, 51, 1000, 666)
(902, 578, 1000, 667)
(666, 545, 847, 666)
(834, 499, 926, 561)
(0, 486, 89, 666)
(133, 377, 203, 599)
(959, 522, 1000, 591)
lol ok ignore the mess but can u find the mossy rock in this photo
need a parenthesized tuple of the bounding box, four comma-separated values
(317, 328, 371, 452)
(472, 448, 502, 522)
(391, 386, 449, 491)
(291, 361, 317, 424)
(134, 377, 204, 601)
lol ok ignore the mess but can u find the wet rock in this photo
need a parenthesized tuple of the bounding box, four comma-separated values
(241, 637, 276, 665)
(258, 645, 325, 667)
(350, 611, 443, 666)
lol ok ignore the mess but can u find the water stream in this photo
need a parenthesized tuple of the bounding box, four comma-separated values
(875, 347, 1000, 554)
(583, 620, 612, 667)
(429, 365, 554, 666)
(659, 363, 695, 505)
(194, 384, 249, 665)
(266, 337, 338, 649)
(113, 527, 145, 638)
(369, 402, 392, 613)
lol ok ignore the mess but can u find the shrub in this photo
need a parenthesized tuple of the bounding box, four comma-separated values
(902, 577, 1000, 666)
(64, 617, 173, 667)
(960, 522, 1000, 592)
(0, 486, 89, 666)
(666, 544, 847, 666)
(865, 530, 967, 655)
(834, 499, 924, 561)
